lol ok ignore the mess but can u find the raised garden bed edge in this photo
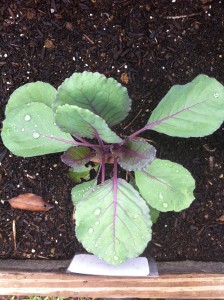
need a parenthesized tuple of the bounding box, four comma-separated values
(0, 259, 224, 298)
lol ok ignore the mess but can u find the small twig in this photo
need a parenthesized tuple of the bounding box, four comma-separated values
(164, 12, 201, 20)
(12, 219, 16, 252)
(83, 34, 95, 45)
(124, 109, 142, 130)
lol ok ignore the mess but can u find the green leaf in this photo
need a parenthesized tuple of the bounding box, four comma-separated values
(68, 164, 99, 183)
(71, 179, 97, 206)
(1, 103, 74, 157)
(75, 178, 152, 265)
(5, 82, 56, 116)
(53, 71, 131, 127)
(135, 159, 195, 212)
(55, 104, 122, 143)
(118, 138, 156, 171)
(147, 74, 224, 137)
(61, 146, 93, 167)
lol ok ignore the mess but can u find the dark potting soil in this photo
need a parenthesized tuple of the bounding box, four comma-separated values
(0, 0, 223, 262)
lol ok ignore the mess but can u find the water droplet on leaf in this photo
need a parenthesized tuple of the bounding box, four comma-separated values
(24, 114, 31, 121)
(114, 255, 119, 261)
(163, 202, 168, 208)
(88, 227, 94, 234)
(33, 132, 40, 139)
(213, 92, 219, 98)
(159, 192, 164, 199)
(21, 128, 25, 132)
(94, 208, 101, 216)
(133, 214, 138, 219)
(95, 221, 100, 226)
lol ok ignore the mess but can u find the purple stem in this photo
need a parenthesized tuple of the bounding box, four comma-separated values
(113, 156, 118, 241)
(94, 131, 107, 184)
(41, 134, 88, 147)
(72, 135, 100, 150)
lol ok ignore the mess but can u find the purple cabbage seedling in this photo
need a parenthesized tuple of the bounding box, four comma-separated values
(2, 72, 224, 265)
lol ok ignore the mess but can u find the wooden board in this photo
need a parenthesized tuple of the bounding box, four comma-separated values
(0, 260, 224, 298)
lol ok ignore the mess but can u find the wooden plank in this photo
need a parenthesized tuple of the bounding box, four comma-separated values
(1, 259, 224, 274)
(0, 272, 224, 298)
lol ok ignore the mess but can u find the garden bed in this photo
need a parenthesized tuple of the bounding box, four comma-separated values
(0, 0, 224, 265)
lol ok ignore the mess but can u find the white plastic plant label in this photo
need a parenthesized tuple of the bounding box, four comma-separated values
(67, 254, 158, 277)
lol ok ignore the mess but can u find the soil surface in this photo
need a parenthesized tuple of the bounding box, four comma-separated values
(0, 0, 223, 262)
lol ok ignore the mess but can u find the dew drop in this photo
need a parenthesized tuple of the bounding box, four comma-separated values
(95, 221, 100, 226)
(95, 243, 98, 248)
(175, 170, 179, 173)
(34, 124, 38, 128)
(24, 114, 31, 121)
(133, 214, 138, 219)
(33, 132, 40, 139)
(213, 92, 219, 98)
(21, 128, 25, 132)
(159, 192, 164, 199)
(163, 202, 168, 208)
(114, 255, 119, 261)
(88, 227, 94, 234)
(94, 208, 101, 216)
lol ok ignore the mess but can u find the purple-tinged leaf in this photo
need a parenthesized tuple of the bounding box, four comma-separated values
(75, 178, 152, 265)
(117, 138, 156, 171)
(61, 146, 93, 168)
(147, 75, 224, 137)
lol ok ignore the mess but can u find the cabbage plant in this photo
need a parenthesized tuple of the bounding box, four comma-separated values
(2, 72, 224, 265)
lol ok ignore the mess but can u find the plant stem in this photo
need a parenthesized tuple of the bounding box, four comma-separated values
(72, 135, 99, 149)
(94, 132, 106, 184)
(42, 134, 88, 147)
(128, 125, 149, 138)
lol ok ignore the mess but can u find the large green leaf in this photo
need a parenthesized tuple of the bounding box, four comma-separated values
(5, 82, 56, 116)
(71, 180, 97, 206)
(147, 75, 224, 137)
(55, 104, 122, 143)
(135, 159, 195, 212)
(53, 71, 131, 127)
(117, 138, 156, 171)
(75, 178, 152, 265)
(1, 102, 74, 157)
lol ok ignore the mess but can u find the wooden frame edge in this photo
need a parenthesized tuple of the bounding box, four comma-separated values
(0, 260, 223, 298)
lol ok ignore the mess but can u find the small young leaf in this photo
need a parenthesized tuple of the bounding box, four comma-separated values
(8, 193, 53, 212)
(55, 104, 122, 143)
(147, 75, 224, 137)
(117, 138, 156, 171)
(69, 164, 99, 183)
(71, 179, 97, 206)
(135, 159, 195, 212)
(61, 146, 93, 168)
(75, 178, 152, 265)
(5, 82, 56, 116)
(1, 103, 74, 157)
(53, 71, 131, 127)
